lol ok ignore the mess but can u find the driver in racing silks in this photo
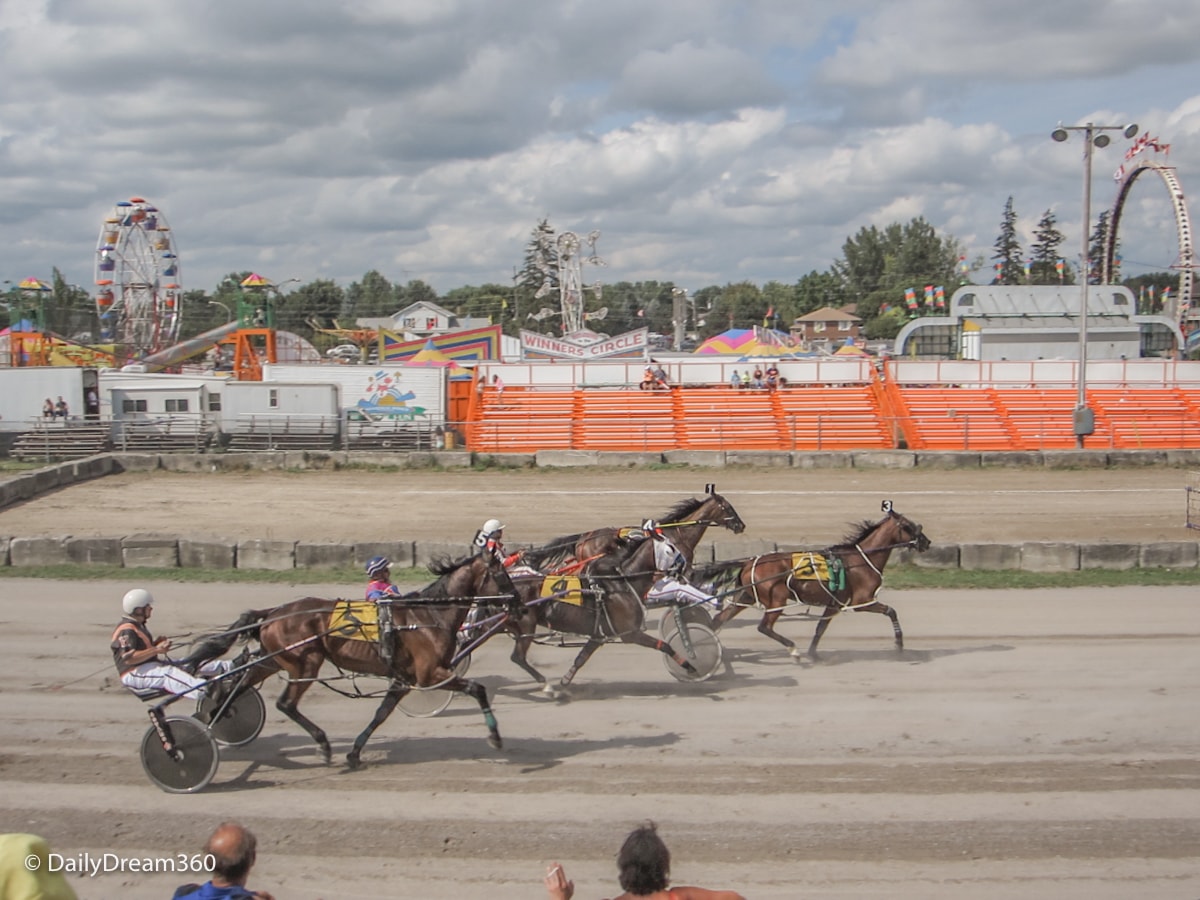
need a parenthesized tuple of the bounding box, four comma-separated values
(363, 556, 400, 664)
(641, 520, 723, 610)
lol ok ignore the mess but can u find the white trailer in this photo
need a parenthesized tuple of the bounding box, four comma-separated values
(262, 364, 445, 423)
(0, 366, 99, 432)
(220, 380, 341, 437)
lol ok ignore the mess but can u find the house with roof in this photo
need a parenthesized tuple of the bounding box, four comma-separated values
(790, 307, 863, 350)
(357, 300, 490, 338)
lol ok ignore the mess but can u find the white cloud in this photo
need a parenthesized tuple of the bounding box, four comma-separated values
(0, 0, 1197, 309)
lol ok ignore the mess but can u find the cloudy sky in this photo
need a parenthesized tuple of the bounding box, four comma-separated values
(3, 0, 1200, 301)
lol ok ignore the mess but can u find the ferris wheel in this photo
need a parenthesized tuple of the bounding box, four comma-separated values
(94, 196, 182, 356)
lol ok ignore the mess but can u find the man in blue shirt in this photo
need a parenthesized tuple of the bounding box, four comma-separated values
(173, 822, 274, 900)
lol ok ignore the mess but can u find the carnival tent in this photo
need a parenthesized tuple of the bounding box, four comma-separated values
(404, 338, 473, 379)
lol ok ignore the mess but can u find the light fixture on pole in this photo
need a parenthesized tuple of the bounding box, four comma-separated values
(1051, 121, 1139, 448)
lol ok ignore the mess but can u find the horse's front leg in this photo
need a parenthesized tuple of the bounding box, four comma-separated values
(859, 601, 903, 651)
(555, 638, 606, 692)
(346, 680, 409, 769)
(508, 617, 547, 684)
(807, 607, 838, 660)
(456, 677, 502, 749)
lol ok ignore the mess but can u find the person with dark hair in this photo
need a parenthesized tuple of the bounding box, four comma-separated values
(173, 821, 274, 900)
(544, 821, 744, 900)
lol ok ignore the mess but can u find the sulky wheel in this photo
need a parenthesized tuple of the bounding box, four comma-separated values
(140, 715, 219, 794)
(658, 604, 714, 641)
(662, 622, 723, 683)
(398, 687, 455, 718)
(195, 686, 266, 748)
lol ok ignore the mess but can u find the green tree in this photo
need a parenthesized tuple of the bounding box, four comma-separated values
(276, 279, 344, 339)
(1029, 209, 1071, 285)
(709, 281, 763, 331)
(1089, 209, 1114, 284)
(794, 270, 848, 317)
(834, 217, 962, 322)
(344, 270, 396, 320)
(991, 196, 1023, 285)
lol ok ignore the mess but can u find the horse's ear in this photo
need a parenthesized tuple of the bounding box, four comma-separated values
(881, 499, 893, 515)
(705, 483, 715, 494)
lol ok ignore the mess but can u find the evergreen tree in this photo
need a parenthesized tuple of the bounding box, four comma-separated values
(1029, 209, 1072, 285)
(1089, 210, 1114, 283)
(991, 196, 1023, 285)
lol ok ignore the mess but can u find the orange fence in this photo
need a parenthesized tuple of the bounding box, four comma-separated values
(466, 375, 1200, 453)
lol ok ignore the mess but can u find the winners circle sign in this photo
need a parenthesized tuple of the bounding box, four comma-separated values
(520, 327, 649, 361)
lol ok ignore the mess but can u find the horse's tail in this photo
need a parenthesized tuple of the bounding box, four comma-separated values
(180, 609, 270, 668)
(693, 558, 745, 596)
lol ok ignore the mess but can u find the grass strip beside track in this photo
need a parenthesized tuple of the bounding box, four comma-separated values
(1, 564, 1199, 589)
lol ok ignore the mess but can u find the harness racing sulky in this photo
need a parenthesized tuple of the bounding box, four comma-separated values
(696, 500, 931, 660)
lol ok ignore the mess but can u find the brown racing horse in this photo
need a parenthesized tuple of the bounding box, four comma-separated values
(497, 489, 746, 691)
(518, 485, 745, 575)
(208, 552, 515, 768)
(696, 501, 931, 660)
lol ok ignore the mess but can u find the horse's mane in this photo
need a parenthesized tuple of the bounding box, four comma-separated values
(830, 519, 879, 551)
(521, 532, 586, 569)
(419, 553, 480, 598)
(660, 495, 707, 523)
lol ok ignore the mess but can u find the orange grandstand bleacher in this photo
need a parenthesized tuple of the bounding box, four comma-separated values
(463, 359, 1200, 453)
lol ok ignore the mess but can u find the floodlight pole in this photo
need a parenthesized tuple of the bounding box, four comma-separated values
(1051, 121, 1138, 448)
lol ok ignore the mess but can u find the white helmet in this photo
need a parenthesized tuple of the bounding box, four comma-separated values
(122, 588, 155, 615)
(482, 518, 505, 537)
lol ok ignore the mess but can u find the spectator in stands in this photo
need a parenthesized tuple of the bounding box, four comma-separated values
(173, 821, 275, 900)
(42, 398, 54, 420)
(751, 368, 764, 390)
(543, 821, 745, 900)
(765, 364, 779, 392)
(728, 370, 740, 390)
(739, 370, 751, 389)
(653, 365, 669, 389)
(640, 366, 656, 391)
(54, 396, 69, 419)
(491, 374, 506, 405)
(85, 386, 100, 419)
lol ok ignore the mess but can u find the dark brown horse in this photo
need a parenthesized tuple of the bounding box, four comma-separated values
(697, 501, 931, 659)
(498, 490, 746, 691)
(209, 553, 513, 768)
(518, 485, 745, 574)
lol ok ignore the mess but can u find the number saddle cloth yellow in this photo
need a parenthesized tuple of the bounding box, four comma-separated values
(329, 600, 383, 642)
(786, 551, 846, 593)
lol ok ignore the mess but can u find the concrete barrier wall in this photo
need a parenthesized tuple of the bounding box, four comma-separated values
(0, 532, 1192, 573)
(0, 450, 1196, 572)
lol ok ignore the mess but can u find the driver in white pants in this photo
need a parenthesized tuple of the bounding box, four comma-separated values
(111, 589, 232, 696)
(641, 520, 722, 610)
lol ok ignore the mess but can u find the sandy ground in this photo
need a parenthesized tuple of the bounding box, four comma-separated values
(0, 465, 1194, 546)
(0, 579, 1197, 899)
(0, 467, 1198, 899)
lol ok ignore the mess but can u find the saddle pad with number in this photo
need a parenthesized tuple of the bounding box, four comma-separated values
(330, 600, 381, 642)
(539, 575, 585, 606)
(789, 552, 845, 592)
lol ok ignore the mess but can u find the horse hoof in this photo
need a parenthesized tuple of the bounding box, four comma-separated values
(320, 746, 333, 765)
(788, 647, 802, 660)
(488, 735, 503, 751)
(345, 753, 363, 770)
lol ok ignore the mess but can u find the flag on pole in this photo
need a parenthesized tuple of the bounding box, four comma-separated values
(935, 286, 946, 309)
(905, 288, 918, 311)
(923, 285, 934, 307)
(1055, 259, 1065, 283)
(992, 262, 1001, 284)
(1023, 259, 1032, 281)
(958, 255, 969, 276)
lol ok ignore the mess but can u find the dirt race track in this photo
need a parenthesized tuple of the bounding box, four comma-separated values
(1, 466, 1199, 899)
